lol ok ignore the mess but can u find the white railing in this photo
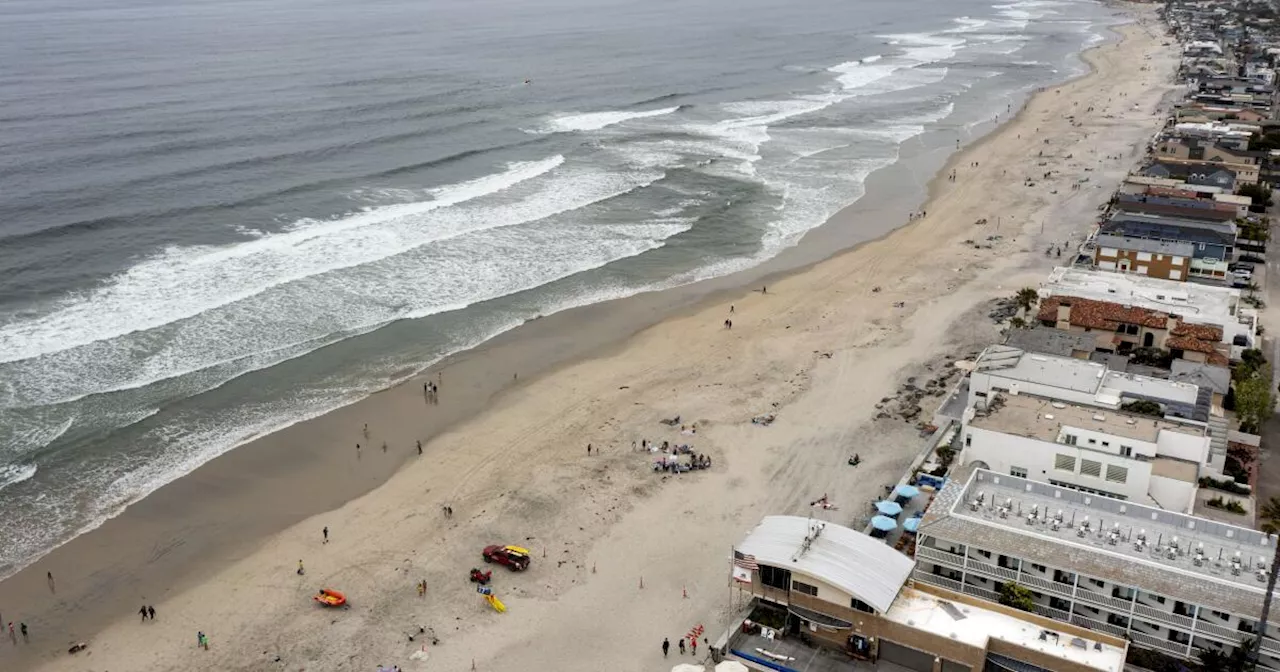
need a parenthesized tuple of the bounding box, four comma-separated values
(913, 570, 962, 593)
(1032, 604, 1071, 622)
(1193, 618, 1249, 644)
(1134, 602, 1194, 630)
(1129, 631, 1190, 657)
(1070, 613, 1128, 638)
(966, 558, 1018, 582)
(1073, 587, 1134, 612)
(962, 583, 1002, 603)
(915, 546, 964, 567)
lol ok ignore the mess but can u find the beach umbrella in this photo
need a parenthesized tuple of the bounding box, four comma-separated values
(715, 662, 750, 672)
(875, 500, 903, 516)
(903, 517, 922, 533)
(870, 515, 898, 532)
(893, 484, 920, 499)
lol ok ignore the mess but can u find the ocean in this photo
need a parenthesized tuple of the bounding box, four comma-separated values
(0, 0, 1118, 577)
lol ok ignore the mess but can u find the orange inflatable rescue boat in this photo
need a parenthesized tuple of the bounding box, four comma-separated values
(314, 588, 346, 607)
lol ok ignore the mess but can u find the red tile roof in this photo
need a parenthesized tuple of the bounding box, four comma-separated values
(1038, 296, 1167, 330)
(1039, 296, 1225, 361)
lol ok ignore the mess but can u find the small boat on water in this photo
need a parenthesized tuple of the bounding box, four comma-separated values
(313, 588, 347, 607)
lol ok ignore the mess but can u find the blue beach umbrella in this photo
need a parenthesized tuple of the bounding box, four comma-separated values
(893, 484, 920, 500)
(875, 500, 904, 517)
(903, 517, 922, 533)
(870, 515, 898, 532)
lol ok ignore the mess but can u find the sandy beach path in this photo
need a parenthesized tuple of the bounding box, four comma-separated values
(11, 11, 1178, 672)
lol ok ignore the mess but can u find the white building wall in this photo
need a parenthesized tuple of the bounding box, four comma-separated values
(1156, 430, 1211, 465)
(963, 425, 1154, 501)
(967, 372, 1100, 410)
(1148, 475, 1198, 513)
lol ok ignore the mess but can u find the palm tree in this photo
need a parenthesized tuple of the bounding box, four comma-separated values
(1248, 497, 1280, 669)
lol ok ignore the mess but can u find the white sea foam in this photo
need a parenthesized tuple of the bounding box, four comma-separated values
(0, 464, 36, 492)
(1, 159, 676, 408)
(0, 156, 566, 367)
(538, 106, 680, 133)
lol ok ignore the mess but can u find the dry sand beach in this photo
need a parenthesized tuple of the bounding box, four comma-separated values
(6, 9, 1178, 672)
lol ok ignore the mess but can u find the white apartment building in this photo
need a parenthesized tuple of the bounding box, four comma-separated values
(915, 469, 1280, 670)
(961, 394, 1208, 512)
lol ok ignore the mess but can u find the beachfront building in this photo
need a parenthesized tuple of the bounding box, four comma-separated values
(959, 391, 1209, 512)
(722, 515, 1128, 672)
(1094, 212, 1236, 281)
(914, 468, 1280, 671)
(1142, 160, 1238, 190)
(1113, 192, 1239, 223)
(1038, 267, 1257, 361)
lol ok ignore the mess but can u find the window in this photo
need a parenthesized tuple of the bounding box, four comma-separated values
(1171, 256, 1184, 264)
(1081, 459, 1102, 478)
(1210, 610, 1231, 622)
(1031, 564, 1047, 573)
(1055, 454, 1077, 471)
(1087, 438, 1097, 445)
(977, 549, 992, 559)
(792, 580, 818, 596)
(1011, 466, 1028, 478)
(1120, 445, 1133, 458)
(1137, 252, 1153, 262)
(760, 565, 791, 591)
(1101, 441, 1110, 447)
(1063, 434, 1078, 446)
(1106, 464, 1129, 484)
(965, 434, 972, 447)
(1090, 579, 1105, 588)
(851, 598, 874, 614)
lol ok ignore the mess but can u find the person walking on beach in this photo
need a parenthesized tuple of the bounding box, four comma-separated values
(586, 443, 591, 456)
(7, 622, 14, 645)
(678, 637, 686, 655)
(19, 622, 26, 643)
(297, 560, 305, 576)
(662, 638, 670, 658)
(147, 606, 155, 621)
(140, 605, 148, 622)
(417, 440, 422, 455)
(323, 526, 329, 544)
(691, 637, 697, 656)
(47, 571, 55, 593)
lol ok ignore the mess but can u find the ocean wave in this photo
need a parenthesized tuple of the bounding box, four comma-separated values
(534, 106, 682, 134)
(0, 162, 676, 408)
(0, 156, 567, 366)
(0, 464, 36, 493)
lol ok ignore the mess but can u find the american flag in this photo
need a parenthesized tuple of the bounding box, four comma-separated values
(733, 550, 758, 571)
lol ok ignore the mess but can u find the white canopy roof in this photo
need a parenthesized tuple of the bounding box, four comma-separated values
(736, 515, 913, 613)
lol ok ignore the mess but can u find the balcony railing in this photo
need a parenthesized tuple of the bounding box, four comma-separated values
(966, 558, 1018, 582)
(1016, 572, 1074, 598)
(915, 546, 964, 567)
(1069, 613, 1128, 638)
(962, 583, 1002, 604)
(1129, 631, 1190, 657)
(1194, 618, 1250, 644)
(1073, 587, 1134, 612)
(913, 569, 962, 594)
(1134, 602, 1195, 630)
(1032, 604, 1071, 622)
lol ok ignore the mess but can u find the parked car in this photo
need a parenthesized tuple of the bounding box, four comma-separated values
(1230, 262, 1255, 272)
(1232, 269, 1253, 280)
(1238, 254, 1266, 264)
(482, 545, 531, 571)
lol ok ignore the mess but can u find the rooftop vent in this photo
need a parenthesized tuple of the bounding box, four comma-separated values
(1093, 414, 1107, 421)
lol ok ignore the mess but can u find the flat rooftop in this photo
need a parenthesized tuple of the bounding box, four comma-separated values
(923, 470, 1278, 611)
(885, 588, 1126, 672)
(976, 346, 1201, 409)
(968, 394, 1202, 444)
(1041, 267, 1243, 329)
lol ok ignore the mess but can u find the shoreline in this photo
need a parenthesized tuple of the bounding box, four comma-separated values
(1, 10, 1179, 670)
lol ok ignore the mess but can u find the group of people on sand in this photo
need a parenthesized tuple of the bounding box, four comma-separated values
(137, 605, 157, 622)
